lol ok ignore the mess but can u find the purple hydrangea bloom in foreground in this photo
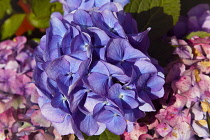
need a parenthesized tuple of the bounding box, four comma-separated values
(51, 0, 130, 14)
(33, 2, 164, 139)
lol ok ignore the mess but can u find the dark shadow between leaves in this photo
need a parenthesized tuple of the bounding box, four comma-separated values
(129, 7, 175, 66)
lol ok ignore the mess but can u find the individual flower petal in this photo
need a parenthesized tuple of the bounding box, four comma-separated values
(41, 103, 67, 123)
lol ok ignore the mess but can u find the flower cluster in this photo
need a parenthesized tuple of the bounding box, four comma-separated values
(173, 4, 210, 38)
(33, 2, 165, 139)
(167, 36, 210, 139)
(0, 36, 35, 103)
(122, 36, 210, 140)
(51, 0, 130, 14)
(0, 37, 60, 140)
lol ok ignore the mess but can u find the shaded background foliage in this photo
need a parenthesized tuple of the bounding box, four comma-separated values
(0, 0, 62, 41)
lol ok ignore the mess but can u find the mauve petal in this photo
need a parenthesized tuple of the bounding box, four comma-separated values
(83, 92, 103, 112)
(98, 2, 118, 12)
(91, 11, 104, 26)
(100, 10, 126, 38)
(38, 96, 51, 108)
(61, 27, 79, 55)
(95, 110, 114, 123)
(137, 93, 155, 112)
(106, 38, 147, 63)
(124, 109, 145, 122)
(41, 103, 66, 123)
(51, 12, 63, 19)
(94, 0, 110, 7)
(80, 114, 99, 136)
(87, 27, 110, 47)
(123, 45, 147, 61)
(94, 122, 106, 135)
(122, 96, 139, 109)
(73, 9, 93, 27)
(66, 0, 81, 10)
(134, 60, 157, 75)
(50, 17, 67, 37)
(78, 0, 94, 10)
(87, 72, 108, 96)
(106, 115, 126, 135)
(52, 115, 74, 135)
(43, 34, 62, 61)
(51, 93, 70, 113)
(70, 87, 86, 112)
(100, 61, 130, 82)
(147, 74, 165, 91)
(93, 102, 106, 115)
(136, 73, 150, 88)
(31, 110, 51, 127)
(109, 83, 121, 98)
(70, 33, 90, 60)
(65, 56, 82, 73)
(174, 45, 193, 59)
(149, 87, 165, 100)
(45, 57, 69, 80)
(56, 75, 71, 95)
(114, 0, 130, 7)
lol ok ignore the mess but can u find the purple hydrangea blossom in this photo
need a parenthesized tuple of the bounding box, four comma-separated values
(51, 0, 130, 14)
(33, 2, 165, 138)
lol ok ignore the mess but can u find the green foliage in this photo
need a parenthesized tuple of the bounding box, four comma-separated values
(0, 0, 12, 19)
(0, 0, 63, 40)
(81, 130, 121, 140)
(28, 12, 50, 29)
(0, 13, 25, 40)
(186, 31, 210, 39)
(125, 0, 181, 39)
(30, 0, 63, 18)
(124, 0, 180, 66)
(29, 0, 63, 28)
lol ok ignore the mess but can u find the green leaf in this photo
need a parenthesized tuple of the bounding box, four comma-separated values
(0, 0, 12, 19)
(28, 0, 63, 28)
(99, 129, 121, 140)
(186, 31, 210, 39)
(0, 13, 25, 40)
(124, 0, 181, 39)
(30, 0, 63, 18)
(78, 130, 121, 140)
(28, 12, 50, 28)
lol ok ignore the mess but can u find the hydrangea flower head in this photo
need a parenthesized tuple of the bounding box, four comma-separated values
(33, 2, 165, 138)
(51, 0, 130, 14)
(154, 36, 210, 139)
